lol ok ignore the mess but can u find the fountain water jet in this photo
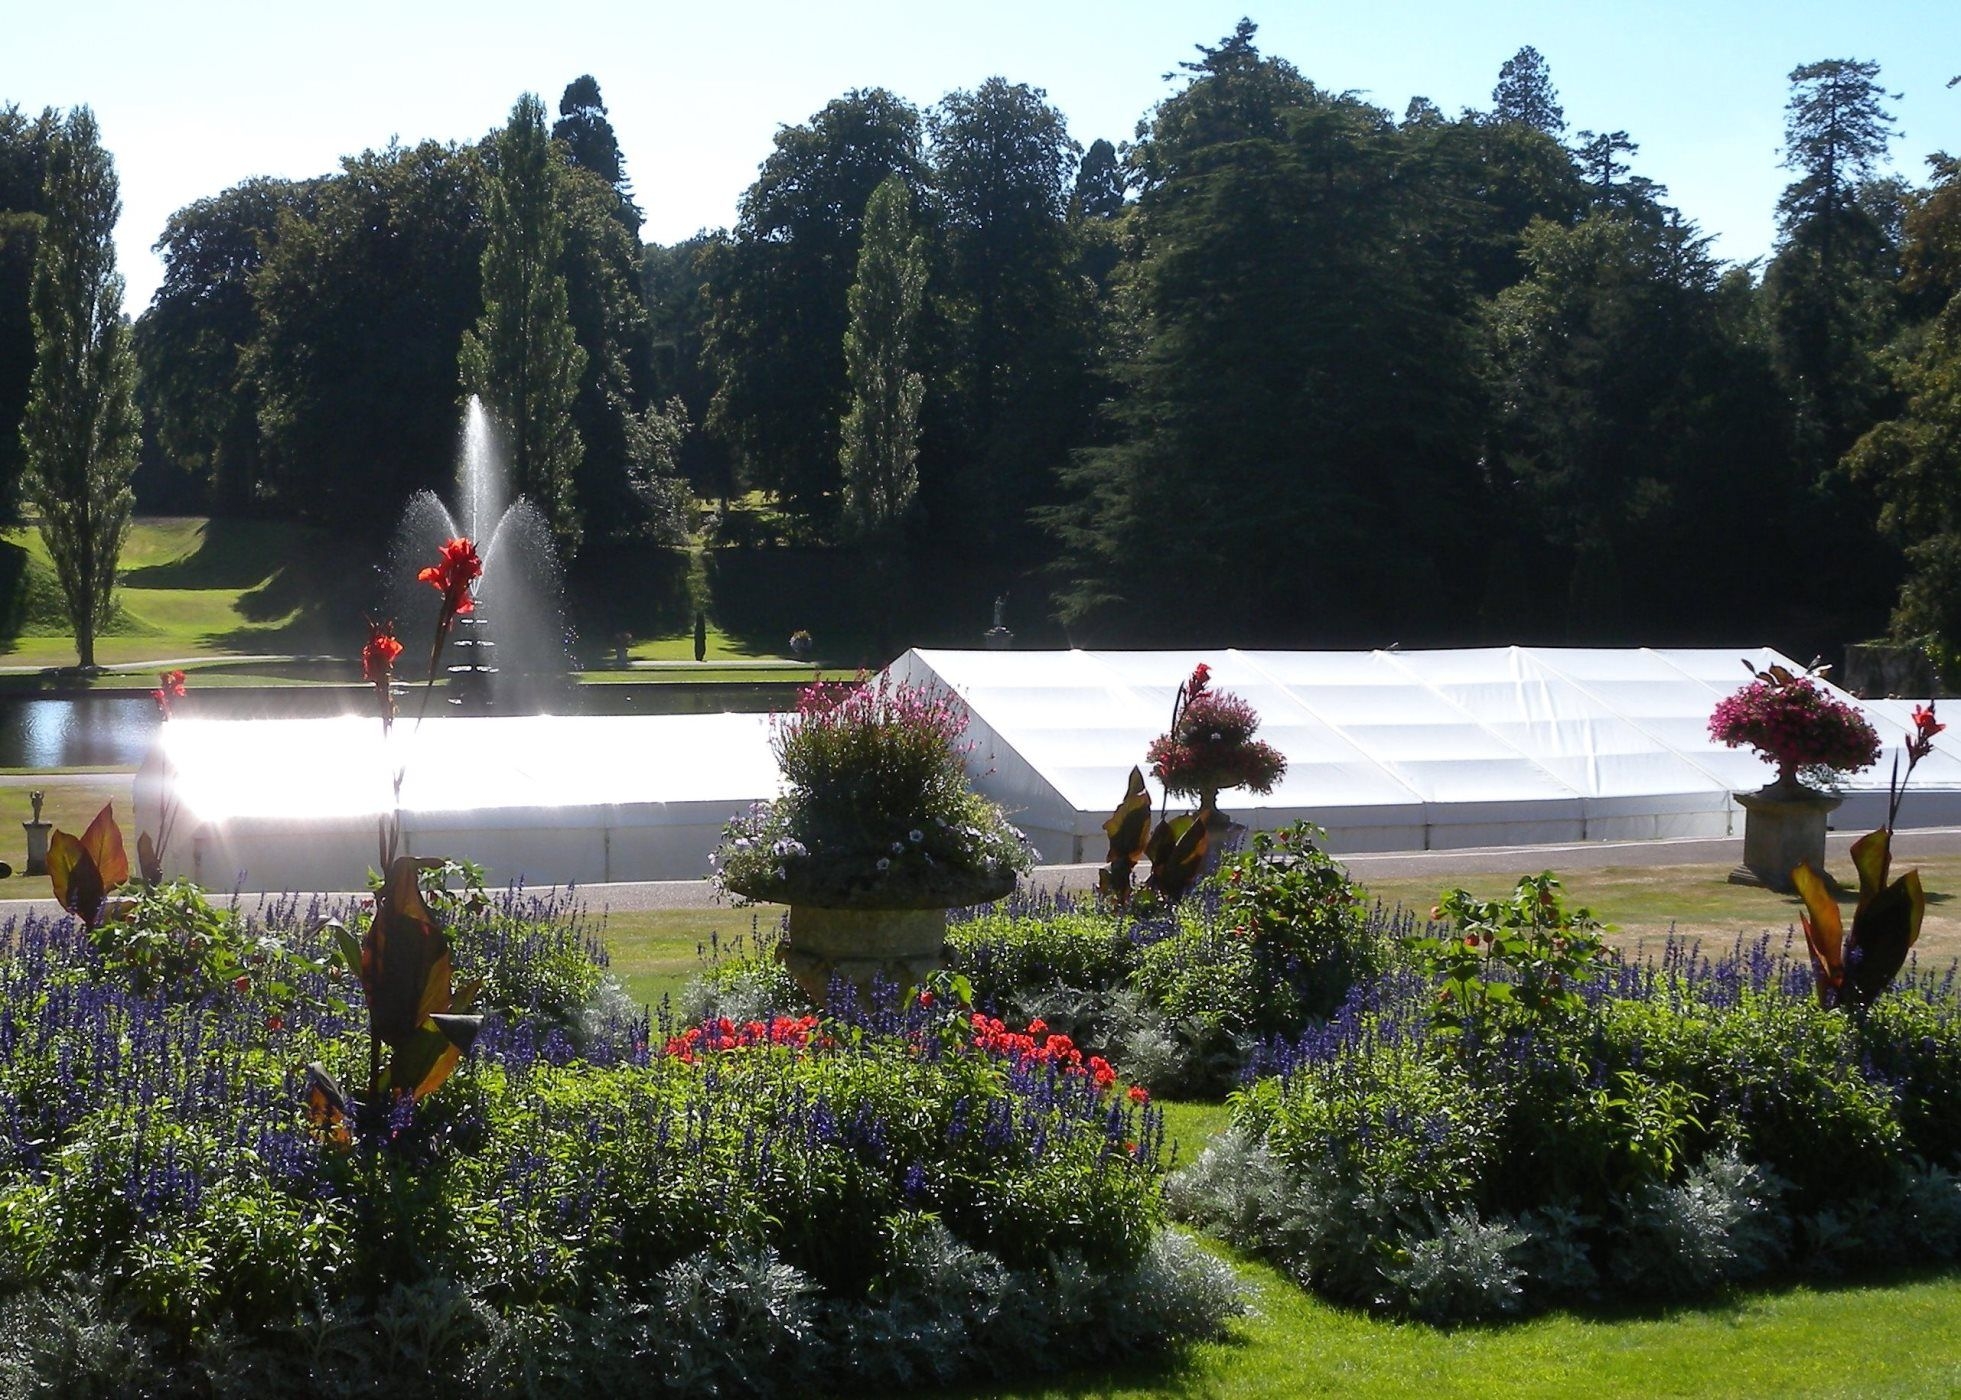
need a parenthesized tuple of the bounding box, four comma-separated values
(386, 398, 572, 711)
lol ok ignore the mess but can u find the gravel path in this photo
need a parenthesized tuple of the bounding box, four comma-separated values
(8, 826, 1961, 920)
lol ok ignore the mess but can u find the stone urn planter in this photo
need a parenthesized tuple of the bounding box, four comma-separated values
(741, 867, 1019, 1006)
(1729, 770, 1841, 892)
(714, 674, 1033, 1006)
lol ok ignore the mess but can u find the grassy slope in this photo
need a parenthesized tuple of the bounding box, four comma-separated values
(0, 516, 355, 669)
(0, 516, 832, 675)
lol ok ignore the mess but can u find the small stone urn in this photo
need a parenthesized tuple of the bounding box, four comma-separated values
(1730, 769, 1840, 893)
(22, 790, 51, 877)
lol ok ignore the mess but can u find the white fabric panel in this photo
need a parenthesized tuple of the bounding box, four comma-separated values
(144, 648, 1961, 892)
(145, 712, 780, 891)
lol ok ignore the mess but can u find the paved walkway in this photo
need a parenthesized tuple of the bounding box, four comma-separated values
(8, 826, 1961, 920)
(0, 654, 313, 677)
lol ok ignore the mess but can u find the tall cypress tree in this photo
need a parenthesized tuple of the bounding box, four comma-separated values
(839, 175, 926, 540)
(461, 93, 586, 555)
(21, 107, 137, 670)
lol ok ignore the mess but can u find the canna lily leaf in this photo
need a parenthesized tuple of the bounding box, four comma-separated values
(1103, 767, 1152, 861)
(384, 1012, 484, 1103)
(1100, 767, 1154, 907)
(1795, 828, 1926, 1011)
(1845, 867, 1923, 1010)
(79, 805, 130, 891)
(362, 856, 451, 1046)
(46, 829, 104, 927)
(1144, 811, 1210, 904)
(1848, 828, 1893, 913)
(47, 803, 132, 928)
(1791, 860, 1844, 1003)
(302, 1061, 351, 1148)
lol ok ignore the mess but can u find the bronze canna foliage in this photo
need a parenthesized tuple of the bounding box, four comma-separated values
(319, 855, 484, 1121)
(1097, 765, 1211, 907)
(46, 803, 130, 928)
(1099, 767, 1152, 906)
(1792, 827, 1923, 1012)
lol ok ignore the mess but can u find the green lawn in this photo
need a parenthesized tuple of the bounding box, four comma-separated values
(964, 1256, 1961, 1398)
(595, 903, 787, 1010)
(1360, 855, 1961, 967)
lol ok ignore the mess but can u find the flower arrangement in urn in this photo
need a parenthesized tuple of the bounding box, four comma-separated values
(1146, 662, 1287, 817)
(714, 673, 1033, 910)
(1707, 661, 1880, 791)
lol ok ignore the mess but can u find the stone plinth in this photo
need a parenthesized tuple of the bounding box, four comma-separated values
(21, 820, 50, 877)
(1730, 780, 1841, 892)
(780, 905, 948, 1005)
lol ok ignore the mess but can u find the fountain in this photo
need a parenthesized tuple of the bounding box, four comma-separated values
(386, 398, 573, 711)
(131, 398, 786, 893)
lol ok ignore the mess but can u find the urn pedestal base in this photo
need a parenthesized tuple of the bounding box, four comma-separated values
(780, 905, 949, 1006)
(1729, 780, 1841, 893)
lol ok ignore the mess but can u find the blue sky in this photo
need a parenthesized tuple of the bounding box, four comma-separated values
(7, 1, 1959, 312)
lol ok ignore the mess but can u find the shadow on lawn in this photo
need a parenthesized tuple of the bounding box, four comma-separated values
(1406, 1257, 1960, 1335)
(929, 1349, 1216, 1400)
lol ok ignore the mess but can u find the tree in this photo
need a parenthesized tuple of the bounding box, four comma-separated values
(1574, 129, 1667, 221)
(0, 105, 56, 521)
(1396, 107, 1586, 307)
(553, 75, 642, 239)
(643, 234, 732, 501)
(1766, 59, 1902, 474)
(1047, 22, 1482, 642)
(1778, 60, 1899, 238)
(1483, 212, 1793, 638)
(839, 175, 926, 539)
(20, 107, 138, 669)
(1071, 137, 1125, 219)
(558, 156, 658, 544)
(921, 78, 1091, 562)
(136, 177, 315, 512)
(461, 94, 586, 554)
(1845, 153, 1961, 650)
(1491, 45, 1565, 135)
(702, 89, 924, 533)
(248, 141, 487, 527)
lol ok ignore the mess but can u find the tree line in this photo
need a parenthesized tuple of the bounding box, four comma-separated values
(4, 23, 1961, 661)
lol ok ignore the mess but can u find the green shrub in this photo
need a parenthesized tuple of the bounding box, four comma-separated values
(1859, 985, 1961, 1167)
(947, 908, 1141, 1007)
(0, 898, 1233, 1391)
(1212, 823, 1383, 1023)
(1175, 914, 1961, 1321)
(89, 880, 320, 1004)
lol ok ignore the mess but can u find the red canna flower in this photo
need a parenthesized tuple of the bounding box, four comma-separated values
(418, 537, 482, 627)
(1909, 703, 1944, 764)
(363, 620, 403, 686)
(415, 536, 483, 692)
(152, 669, 187, 716)
(1127, 1084, 1150, 1104)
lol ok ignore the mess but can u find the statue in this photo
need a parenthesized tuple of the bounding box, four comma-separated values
(23, 789, 50, 877)
(985, 593, 1014, 650)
